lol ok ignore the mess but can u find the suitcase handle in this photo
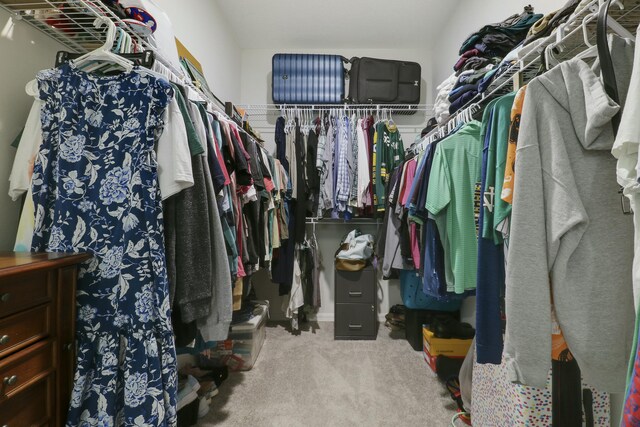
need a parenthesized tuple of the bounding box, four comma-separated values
(348, 291, 363, 297)
(348, 324, 363, 330)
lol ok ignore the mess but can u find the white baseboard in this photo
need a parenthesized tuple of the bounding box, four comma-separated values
(314, 313, 387, 322)
(316, 313, 335, 322)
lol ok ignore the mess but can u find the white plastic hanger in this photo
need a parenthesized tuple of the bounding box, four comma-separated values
(73, 17, 134, 72)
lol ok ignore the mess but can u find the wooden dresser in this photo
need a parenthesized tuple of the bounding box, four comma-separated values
(0, 252, 90, 427)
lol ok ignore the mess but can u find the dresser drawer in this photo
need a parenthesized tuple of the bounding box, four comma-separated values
(0, 304, 51, 358)
(0, 340, 55, 399)
(0, 374, 52, 426)
(0, 270, 52, 319)
(335, 303, 376, 338)
(335, 268, 376, 304)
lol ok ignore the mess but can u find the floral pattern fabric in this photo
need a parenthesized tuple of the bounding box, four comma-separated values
(31, 64, 177, 426)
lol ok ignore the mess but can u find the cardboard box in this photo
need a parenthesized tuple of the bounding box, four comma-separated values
(423, 343, 466, 374)
(423, 326, 472, 358)
(423, 344, 438, 373)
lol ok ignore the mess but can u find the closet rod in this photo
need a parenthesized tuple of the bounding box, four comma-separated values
(305, 219, 382, 225)
(238, 103, 434, 112)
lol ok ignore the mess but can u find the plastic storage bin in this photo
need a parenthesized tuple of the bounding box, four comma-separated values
(199, 303, 268, 371)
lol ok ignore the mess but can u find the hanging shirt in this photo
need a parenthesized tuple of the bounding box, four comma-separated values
(400, 159, 420, 270)
(8, 97, 43, 201)
(476, 98, 506, 365)
(505, 57, 634, 393)
(209, 117, 231, 186)
(335, 116, 352, 212)
(173, 84, 204, 156)
(188, 101, 209, 159)
(195, 105, 224, 194)
(482, 93, 516, 244)
(407, 150, 430, 224)
(612, 27, 640, 423)
(356, 118, 370, 208)
(375, 121, 405, 212)
(9, 90, 41, 252)
(348, 114, 359, 210)
(426, 121, 482, 294)
(501, 86, 527, 205)
(287, 127, 297, 198)
(316, 115, 333, 215)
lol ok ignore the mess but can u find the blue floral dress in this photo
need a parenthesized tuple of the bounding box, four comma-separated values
(31, 63, 177, 426)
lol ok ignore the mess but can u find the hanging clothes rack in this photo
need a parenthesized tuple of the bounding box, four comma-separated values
(238, 103, 435, 135)
(305, 218, 383, 226)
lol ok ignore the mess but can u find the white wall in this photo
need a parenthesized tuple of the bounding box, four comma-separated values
(0, 10, 67, 250)
(431, 0, 565, 94)
(240, 47, 434, 321)
(153, 0, 241, 102)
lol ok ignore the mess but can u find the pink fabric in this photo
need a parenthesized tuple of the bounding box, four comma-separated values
(410, 222, 420, 270)
(401, 158, 417, 207)
(263, 177, 275, 193)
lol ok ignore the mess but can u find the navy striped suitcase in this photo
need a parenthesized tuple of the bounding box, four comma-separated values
(272, 54, 346, 104)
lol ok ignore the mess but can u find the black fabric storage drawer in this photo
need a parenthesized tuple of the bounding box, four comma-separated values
(335, 303, 376, 339)
(335, 268, 375, 304)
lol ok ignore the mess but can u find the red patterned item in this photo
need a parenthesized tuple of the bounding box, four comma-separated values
(622, 338, 640, 426)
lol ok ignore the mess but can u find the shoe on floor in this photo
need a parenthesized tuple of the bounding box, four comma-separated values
(177, 375, 200, 411)
(431, 316, 475, 339)
(198, 396, 210, 418)
(198, 379, 219, 399)
(187, 361, 230, 388)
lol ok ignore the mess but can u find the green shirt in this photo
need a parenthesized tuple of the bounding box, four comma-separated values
(426, 120, 482, 294)
(170, 83, 204, 156)
(375, 121, 404, 211)
(482, 93, 516, 244)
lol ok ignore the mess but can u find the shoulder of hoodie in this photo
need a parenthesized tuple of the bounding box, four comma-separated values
(526, 59, 605, 112)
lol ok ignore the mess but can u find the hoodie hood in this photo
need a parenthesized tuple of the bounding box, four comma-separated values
(537, 58, 619, 150)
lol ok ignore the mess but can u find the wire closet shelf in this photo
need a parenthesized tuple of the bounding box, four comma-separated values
(236, 103, 436, 129)
(1, 1, 151, 54)
(424, 0, 640, 141)
(0, 0, 235, 114)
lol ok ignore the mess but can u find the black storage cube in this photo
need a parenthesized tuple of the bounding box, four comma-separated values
(405, 307, 460, 351)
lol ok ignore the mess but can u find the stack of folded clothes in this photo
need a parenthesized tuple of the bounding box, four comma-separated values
(522, 0, 584, 46)
(447, 67, 492, 114)
(446, 7, 543, 115)
(458, 7, 543, 61)
(434, 72, 459, 124)
(475, 0, 588, 96)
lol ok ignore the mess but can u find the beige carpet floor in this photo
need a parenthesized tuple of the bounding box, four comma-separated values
(198, 321, 458, 426)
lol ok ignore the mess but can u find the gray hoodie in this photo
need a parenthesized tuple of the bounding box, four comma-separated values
(504, 57, 634, 393)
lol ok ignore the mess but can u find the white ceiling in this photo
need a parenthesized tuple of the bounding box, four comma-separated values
(214, 0, 459, 49)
